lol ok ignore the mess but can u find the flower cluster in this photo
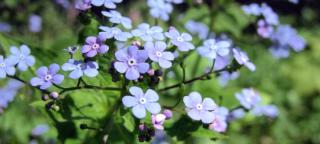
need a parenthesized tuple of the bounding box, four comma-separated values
(242, 3, 306, 59)
(147, 0, 184, 21)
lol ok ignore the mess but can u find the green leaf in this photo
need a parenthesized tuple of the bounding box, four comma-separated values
(122, 112, 135, 132)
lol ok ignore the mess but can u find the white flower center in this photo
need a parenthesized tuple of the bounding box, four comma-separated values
(196, 104, 203, 110)
(112, 29, 119, 35)
(0, 62, 5, 68)
(76, 63, 82, 69)
(156, 51, 162, 57)
(92, 43, 100, 50)
(146, 30, 153, 34)
(127, 58, 137, 66)
(44, 74, 52, 81)
(19, 54, 25, 60)
(139, 97, 146, 104)
(210, 44, 217, 50)
(177, 36, 184, 42)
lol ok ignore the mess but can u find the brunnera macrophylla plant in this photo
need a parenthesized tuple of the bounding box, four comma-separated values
(1, 0, 307, 143)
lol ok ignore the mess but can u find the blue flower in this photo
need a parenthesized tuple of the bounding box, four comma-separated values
(235, 88, 261, 109)
(0, 79, 23, 110)
(132, 23, 164, 41)
(7, 45, 35, 71)
(185, 20, 209, 40)
(165, 27, 194, 52)
(232, 48, 256, 71)
(242, 3, 261, 16)
(145, 41, 174, 69)
(252, 105, 278, 118)
(228, 108, 245, 121)
(269, 45, 290, 59)
(32, 124, 49, 136)
(183, 92, 217, 124)
(147, 0, 173, 21)
(30, 64, 64, 90)
(0, 55, 16, 79)
(166, 0, 183, 4)
(91, 0, 123, 9)
(99, 26, 132, 41)
(101, 10, 132, 29)
(114, 46, 149, 80)
(75, 0, 91, 11)
(217, 71, 239, 87)
(260, 3, 279, 25)
(122, 86, 161, 119)
(197, 39, 230, 60)
(0, 22, 11, 33)
(28, 14, 42, 33)
(62, 59, 99, 79)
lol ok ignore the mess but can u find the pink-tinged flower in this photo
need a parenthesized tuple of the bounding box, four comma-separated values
(209, 107, 229, 132)
(257, 19, 273, 38)
(152, 113, 166, 130)
(81, 34, 109, 57)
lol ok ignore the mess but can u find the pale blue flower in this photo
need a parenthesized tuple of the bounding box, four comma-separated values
(132, 23, 164, 41)
(75, 0, 91, 10)
(32, 124, 49, 136)
(99, 26, 132, 41)
(269, 45, 290, 59)
(114, 46, 149, 80)
(252, 105, 278, 118)
(30, 64, 64, 90)
(145, 41, 174, 69)
(197, 39, 230, 59)
(147, 0, 173, 21)
(62, 59, 99, 79)
(235, 88, 261, 109)
(101, 10, 132, 29)
(0, 22, 11, 33)
(91, 0, 123, 9)
(166, 0, 183, 4)
(29, 14, 42, 33)
(183, 92, 217, 124)
(232, 48, 256, 71)
(165, 27, 194, 52)
(122, 86, 161, 119)
(0, 56, 16, 79)
(218, 71, 239, 87)
(228, 108, 245, 121)
(260, 3, 279, 25)
(7, 45, 35, 71)
(0, 79, 23, 109)
(242, 3, 261, 16)
(185, 20, 209, 40)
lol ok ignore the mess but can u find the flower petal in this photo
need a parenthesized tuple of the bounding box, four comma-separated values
(69, 69, 83, 79)
(132, 104, 146, 119)
(125, 67, 139, 80)
(114, 62, 128, 73)
(187, 109, 201, 121)
(122, 96, 138, 107)
(52, 74, 64, 84)
(145, 103, 161, 114)
(202, 98, 217, 111)
(129, 86, 144, 97)
(200, 111, 215, 124)
(145, 89, 159, 102)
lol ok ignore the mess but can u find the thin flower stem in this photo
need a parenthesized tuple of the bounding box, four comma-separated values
(159, 64, 227, 92)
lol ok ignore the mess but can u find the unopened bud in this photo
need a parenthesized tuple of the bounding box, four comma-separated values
(41, 94, 49, 101)
(147, 69, 155, 76)
(163, 109, 173, 120)
(50, 92, 59, 99)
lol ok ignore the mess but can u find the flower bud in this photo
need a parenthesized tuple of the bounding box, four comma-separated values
(52, 105, 60, 111)
(132, 40, 142, 47)
(50, 92, 59, 99)
(154, 70, 163, 76)
(41, 94, 49, 101)
(138, 124, 146, 131)
(147, 69, 155, 76)
(138, 134, 145, 142)
(163, 109, 173, 120)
